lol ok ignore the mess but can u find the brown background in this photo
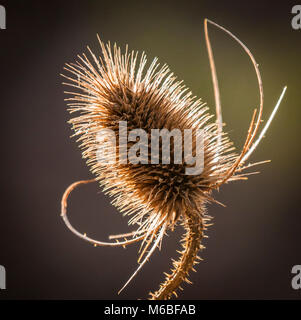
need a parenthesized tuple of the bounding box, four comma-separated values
(0, 0, 300, 299)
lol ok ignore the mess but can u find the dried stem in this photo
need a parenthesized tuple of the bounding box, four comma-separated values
(149, 213, 205, 300)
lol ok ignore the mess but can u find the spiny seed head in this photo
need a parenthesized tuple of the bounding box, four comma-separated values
(61, 21, 286, 300)
(62, 39, 236, 230)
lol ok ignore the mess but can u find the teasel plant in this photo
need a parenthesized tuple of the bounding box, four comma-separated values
(60, 19, 286, 300)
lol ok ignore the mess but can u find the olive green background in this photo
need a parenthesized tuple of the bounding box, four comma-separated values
(0, 0, 300, 299)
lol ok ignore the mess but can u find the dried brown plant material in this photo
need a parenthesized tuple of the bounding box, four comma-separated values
(60, 19, 286, 300)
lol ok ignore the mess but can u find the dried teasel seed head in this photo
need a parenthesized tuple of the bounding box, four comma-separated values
(63, 40, 236, 228)
(61, 20, 286, 300)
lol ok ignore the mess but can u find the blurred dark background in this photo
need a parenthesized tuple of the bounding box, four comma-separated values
(0, 0, 300, 300)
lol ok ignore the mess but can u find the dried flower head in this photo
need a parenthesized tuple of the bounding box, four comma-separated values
(60, 19, 286, 299)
